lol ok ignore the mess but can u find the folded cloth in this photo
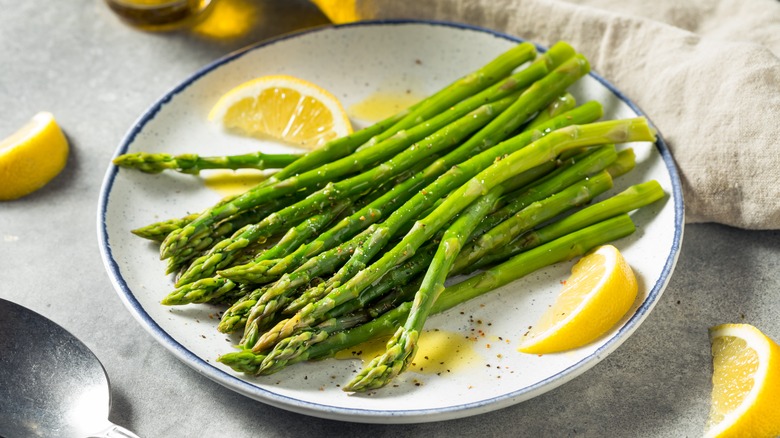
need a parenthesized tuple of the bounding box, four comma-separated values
(315, 0, 780, 229)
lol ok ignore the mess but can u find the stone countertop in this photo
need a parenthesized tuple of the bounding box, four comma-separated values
(1, 0, 778, 436)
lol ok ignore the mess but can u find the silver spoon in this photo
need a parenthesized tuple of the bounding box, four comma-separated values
(0, 298, 140, 438)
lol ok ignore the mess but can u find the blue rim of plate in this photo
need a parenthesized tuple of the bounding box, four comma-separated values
(97, 19, 684, 422)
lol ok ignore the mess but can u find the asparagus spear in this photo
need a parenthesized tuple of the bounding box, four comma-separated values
(160, 44, 540, 261)
(132, 212, 203, 242)
(113, 151, 301, 174)
(250, 117, 655, 353)
(218, 214, 637, 375)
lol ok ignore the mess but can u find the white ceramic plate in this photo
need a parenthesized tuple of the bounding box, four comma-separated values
(98, 20, 684, 423)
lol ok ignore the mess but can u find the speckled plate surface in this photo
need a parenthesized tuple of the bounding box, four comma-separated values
(98, 20, 684, 423)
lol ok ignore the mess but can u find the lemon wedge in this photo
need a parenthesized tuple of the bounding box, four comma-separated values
(208, 74, 352, 150)
(518, 244, 638, 354)
(0, 112, 69, 201)
(705, 323, 780, 438)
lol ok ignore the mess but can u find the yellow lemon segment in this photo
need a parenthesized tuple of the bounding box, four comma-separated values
(705, 323, 780, 438)
(208, 75, 352, 150)
(518, 244, 637, 354)
(0, 112, 69, 201)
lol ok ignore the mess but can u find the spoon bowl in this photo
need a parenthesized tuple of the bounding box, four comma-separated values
(0, 298, 139, 438)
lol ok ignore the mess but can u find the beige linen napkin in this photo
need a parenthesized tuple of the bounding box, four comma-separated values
(316, 0, 780, 229)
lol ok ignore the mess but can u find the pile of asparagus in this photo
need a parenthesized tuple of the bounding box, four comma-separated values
(115, 41, 665, 392)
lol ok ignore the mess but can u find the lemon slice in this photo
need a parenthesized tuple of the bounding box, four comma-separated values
(518, 244, 638, 354)
(0, 112, 69, 201)
(208, 75, 352, 150)
(705, 323, 780, 438)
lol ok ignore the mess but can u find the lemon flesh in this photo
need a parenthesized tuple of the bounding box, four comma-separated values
(705, 323, 780, 438)
(518, 244, 638, 354)
(0, 112, 69, 201)
(208, 75, 352, 150)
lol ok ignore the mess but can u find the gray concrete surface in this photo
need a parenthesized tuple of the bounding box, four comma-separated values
(1, 1, 779, 436)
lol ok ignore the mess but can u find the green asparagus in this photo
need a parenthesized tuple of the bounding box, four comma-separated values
(242, 101, 603, 351)
(322, 56, 593, 302)
(160, 44, 540, 261)
(470, 180, 666, 271)
(250, 117, 655, 353)
(452, 170, 614, 274)
(160, 198, 352, 305)
(113, 151, 301, 174)
(218, 84, 577, 286)
(121, 39, 670, 394)
(345, 179, 510, 390)
(174, 93, 522, 285)
(218, 214, 638, 376)
(464, 145, 618, 244)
